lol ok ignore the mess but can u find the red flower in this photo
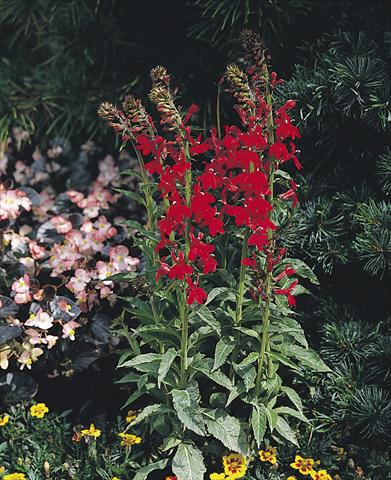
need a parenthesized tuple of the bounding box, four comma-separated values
(186, 277, 207, 305)
(169, 252, 193, 280)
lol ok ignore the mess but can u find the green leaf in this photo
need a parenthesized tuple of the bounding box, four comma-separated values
(213, 338, 235, 371)
(281, 386, 304, 414)
(251, 405, 267, 447)
(133, 459, 169, 480)
(203, 409, 248, 454)
(172, 443, 206, 480)
(121, 219, 158, 242)
(191, 305, 221, 334)
(237, 352, 259, 367)
(274, 406, 309, 424)
(274, 416, 299, 447)
(120, 353, 162, 368)
(171, 388, 206, 436)
(280, 345, 331, 372)
(132, 404, 171, 425)
(158, 348, 178, 387)
(265, 407, 278, 432)
(114, 188, 146, 206)
(192, 359, 234, 390)
(120, 168, 143, 180)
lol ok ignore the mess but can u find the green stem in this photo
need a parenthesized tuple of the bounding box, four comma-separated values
(255, 68, 276, 396)
(235, 228, 249, 326)
(179, 141, 192, 387)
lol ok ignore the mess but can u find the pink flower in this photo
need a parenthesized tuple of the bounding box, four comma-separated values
(109, 245, 139, 272)
(96, 261, 114, 283)
(0, 186, 32, 220)
(18, 343, 44, 369)
(62, 320, 80, 341)
(25, 309, 54, 329)
(66, 269, 92, 293)
(51, 215, 73, 234)
(29, 240, 46, 260)
(12, 274, 32, 304)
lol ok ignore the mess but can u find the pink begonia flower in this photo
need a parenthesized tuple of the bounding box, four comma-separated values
(0, 187, 32, 220)
(25, 328, 42, 344)
(44, 335, 58, 349)
(96, 261, 115, 284)
(50, 215, 73, 234)
(25, 309, 54, 329)
(66, 268, 92, 294)
(29, 240, 46, 260)
(49, 243, 83, 276)
(97, 155, 118, 186)
(18, 344, 44, 369)
(62, 320, 80, 341)
(109, 245, 130, 270)
(57, 298, 76, 317)
(12, 274, 32, 304)
(97, 284, 112, 299)
(3, 232, 29, 253)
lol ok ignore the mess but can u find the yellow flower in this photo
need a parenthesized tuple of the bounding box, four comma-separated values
(118, 432, 141, 446)
(125, 409, 137, 423)
(210, 474, 226, 480)
(310, 470, 332, 480)
(80, 423, 101, 438)
(30, 403, 49, 418)
(3, 474, 27, 480)
(112, 477, 121, 480)
(259, 446, 277, 464)
(287, 477, 297, 480)
(290, 455, 315, 475)
(223, 453, 247, 479)
(0, 414, 9, 426)
(0, 467, 5, 474)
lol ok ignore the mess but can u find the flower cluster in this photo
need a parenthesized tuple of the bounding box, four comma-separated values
(100, 48, 301, 307)
(259, 445, 277, 464)
(290, 455, 332, 480)
(0, 141, 141, 374)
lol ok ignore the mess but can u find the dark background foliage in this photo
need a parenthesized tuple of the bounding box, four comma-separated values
(1, 0, 390, 477)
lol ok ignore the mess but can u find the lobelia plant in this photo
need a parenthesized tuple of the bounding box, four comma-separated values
(99, 30, 330, 480)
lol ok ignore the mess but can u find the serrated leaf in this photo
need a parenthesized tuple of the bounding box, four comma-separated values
(158, 348, 177, 387)
(280, 345, 331, 372)
(237, 352, 259, 367)
(274, 416, 299, 446)
(172, 443, 206, 480)
(203, 409, 248, 454)
(132, 404, 171, 425)
(191, 305, 221, 334)
(133, 459, 169, 480)
(120, 353, 162, 368)
(213, 338, 235, 371)
(114, 188, 146, 206)
(265, 407, 278, 432)
(251, 405, 267, 447)
(278, 258, 319, 285)
(171, 388, 206, 436)
(274, 406, 309, 423)
(281, 386, 304, 414)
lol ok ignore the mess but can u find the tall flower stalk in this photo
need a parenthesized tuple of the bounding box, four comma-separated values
(99, 30, 328, 480)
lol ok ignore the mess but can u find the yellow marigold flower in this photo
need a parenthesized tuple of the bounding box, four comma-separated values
(125, 409, 137, 423)
(80, 423, 101, 438)
(0, 466, 5, 474)
(30, 403, 49, 418)
(0, 414, 9, 426)
(118, 432, 141, 446)
(287, 477, 297, 480)
(3, 474, 27, 480)
(310, 470, 332, 480)
(210, 474, 226, 480)
(290, 455, 315, 475)
(112, 477, 121, 480)
(259, 446, 277, 464)
(223, 453, 247, 479)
